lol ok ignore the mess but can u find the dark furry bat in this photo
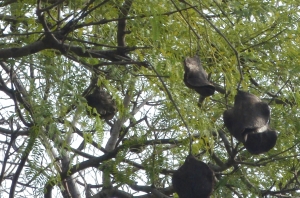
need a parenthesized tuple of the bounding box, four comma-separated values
(86, 88, 117, 120)
(172, 155, 215, 198)
(183, 56, 215, 97)
(223, 91, 277, 154)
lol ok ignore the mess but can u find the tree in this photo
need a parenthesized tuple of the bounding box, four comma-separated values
(0, 0, 299, 197)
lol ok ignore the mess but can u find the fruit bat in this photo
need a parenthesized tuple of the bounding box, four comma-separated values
(223, 91, 277, 154)
(183, 56, 215, 97)
(86, 88, 117, 120)
(172, 155, 215, 198)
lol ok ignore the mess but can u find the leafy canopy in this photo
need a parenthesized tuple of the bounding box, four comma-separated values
(0, 0, 299, 197)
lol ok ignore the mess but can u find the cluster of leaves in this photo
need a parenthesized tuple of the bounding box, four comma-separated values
(0, 0, 300, 197)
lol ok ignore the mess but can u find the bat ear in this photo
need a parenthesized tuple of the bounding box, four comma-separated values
(172, 155, 215, 198)
(183, 56, 215, 97)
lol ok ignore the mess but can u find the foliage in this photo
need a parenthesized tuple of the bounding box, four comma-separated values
(0, 0, 299, 197)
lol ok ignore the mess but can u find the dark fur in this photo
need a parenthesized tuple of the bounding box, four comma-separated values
(86, 88, 117, 120)
(183, 56, 215, 97)
(172, 155, 214, 198)
(223, 91, 277, 154)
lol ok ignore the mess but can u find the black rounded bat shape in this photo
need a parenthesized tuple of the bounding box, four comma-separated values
(183, 56, 215, 97)
(243, 129, 277, 155)
(172, 155, 214, 198)
(86, 88, 117, 120)
(223, 91, 277, 154)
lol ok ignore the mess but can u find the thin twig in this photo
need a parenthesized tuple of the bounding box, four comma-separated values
(268, 78, 290, 105)
(149, 63, 192, 154)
